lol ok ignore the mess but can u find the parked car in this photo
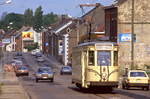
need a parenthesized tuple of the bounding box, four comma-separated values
(11, 60, 18, 66)
(13, 60, 23, 71)
(35, 67, 54, 82)
(37, 56, 45, 62)
(13, 56, 19, 59)
(60, 66, 72, 75)
(31, 50, 37, 56)
(15, 66, 29, 76)
(35, 52, 42, 58)
(122, 70, 150, 90)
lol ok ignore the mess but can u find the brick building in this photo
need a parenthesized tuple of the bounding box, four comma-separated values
(43, 20, 76, 65)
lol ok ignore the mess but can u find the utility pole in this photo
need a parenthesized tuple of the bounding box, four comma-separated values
(131, 0, 135, 70)
(88, 23, 92, 42)
(76, 19, 80, 44)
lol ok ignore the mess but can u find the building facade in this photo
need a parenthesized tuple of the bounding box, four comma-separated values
(116, 0, 150, 71)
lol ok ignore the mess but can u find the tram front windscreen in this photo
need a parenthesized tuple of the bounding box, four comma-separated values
(97, 51, 111, 66)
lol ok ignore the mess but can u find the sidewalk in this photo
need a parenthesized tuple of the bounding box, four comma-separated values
(0, 72, 29, 99)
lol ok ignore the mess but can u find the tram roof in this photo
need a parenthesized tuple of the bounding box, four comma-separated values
(77, 41, 117, 47)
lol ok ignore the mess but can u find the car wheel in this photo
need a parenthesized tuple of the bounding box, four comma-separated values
(51, 79, 54, 82)
(122, 84, 125, 89)
(125, 84, 129, 90)
(16, 74, 19, 77)
(36, 79, 38, 83)
(142, 87, 145, 90)
(126, 85, 129, 90)
(76, 83, 82, 89)
(26, 73, 29, 76)
(146, 86, 149, 91)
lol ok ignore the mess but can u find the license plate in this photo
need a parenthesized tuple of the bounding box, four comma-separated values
(43, 77, 48, 79)
(136, 79, 141, 83)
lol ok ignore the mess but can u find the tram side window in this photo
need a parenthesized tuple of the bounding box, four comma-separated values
(114, 51, 118, 66)
(88, 51, 94, 66)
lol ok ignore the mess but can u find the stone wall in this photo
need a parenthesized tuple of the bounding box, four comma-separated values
(118, 0, 150, 22)
(117, 0, 150, 71)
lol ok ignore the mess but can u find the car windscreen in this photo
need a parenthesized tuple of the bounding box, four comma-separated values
(38, 68, 52, 72)
(130, 72, 147, 77)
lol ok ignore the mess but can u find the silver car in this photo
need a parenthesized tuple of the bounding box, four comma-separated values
(37, 56, 45, 62)
(35, 67, 54, 82)
(60, 66, 72, 75)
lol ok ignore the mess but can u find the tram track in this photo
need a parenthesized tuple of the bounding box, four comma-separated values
(94, 93, 121, 99)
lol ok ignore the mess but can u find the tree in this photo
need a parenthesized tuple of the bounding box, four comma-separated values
(33, 6, 43, 32)
(43, 12, 59, 27)
(24, 43, 39, 51)
(24, 8, 33, 26)
(0, 13, 24, 31)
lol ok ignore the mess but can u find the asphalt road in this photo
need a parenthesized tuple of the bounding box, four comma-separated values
(15, 53, 150, 99)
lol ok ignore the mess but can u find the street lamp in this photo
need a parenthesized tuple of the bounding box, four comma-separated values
(0, 0, 12, 5)
(5, 0, 12, 4)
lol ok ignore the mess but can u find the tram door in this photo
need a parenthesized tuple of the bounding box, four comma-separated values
(97, 51, 111, 82)
(82, 51, 88, 87)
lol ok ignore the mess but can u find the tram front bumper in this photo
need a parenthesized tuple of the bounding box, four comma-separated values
(89, 81, 119, 87)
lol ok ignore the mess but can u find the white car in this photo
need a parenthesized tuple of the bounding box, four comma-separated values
(31, 50, 38, 56)
(31, 49, 41, 56)
(37, 57, 45, 62)
(122, 70, 150, 90)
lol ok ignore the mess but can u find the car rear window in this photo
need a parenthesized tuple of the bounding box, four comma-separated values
(130, 72, 147, 77)
(18, 67, 28, 70)
(63, 66, 71, 70)
(16, 62, 23, 65)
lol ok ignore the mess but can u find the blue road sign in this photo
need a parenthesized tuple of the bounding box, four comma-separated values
(45, 42, 49, 46)
(119, 33, 131, 42)
(2, 38, 11, 44)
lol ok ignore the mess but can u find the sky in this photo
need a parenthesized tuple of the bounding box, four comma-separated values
(0, 0, 116, 17)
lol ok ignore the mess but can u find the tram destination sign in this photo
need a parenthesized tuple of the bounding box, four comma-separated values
(96, 45, 112, 50)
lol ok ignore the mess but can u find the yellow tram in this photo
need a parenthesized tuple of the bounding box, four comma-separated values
(72, 41, 119, 90)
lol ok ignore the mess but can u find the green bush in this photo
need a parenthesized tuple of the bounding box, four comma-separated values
(24, 43, 39, 51)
